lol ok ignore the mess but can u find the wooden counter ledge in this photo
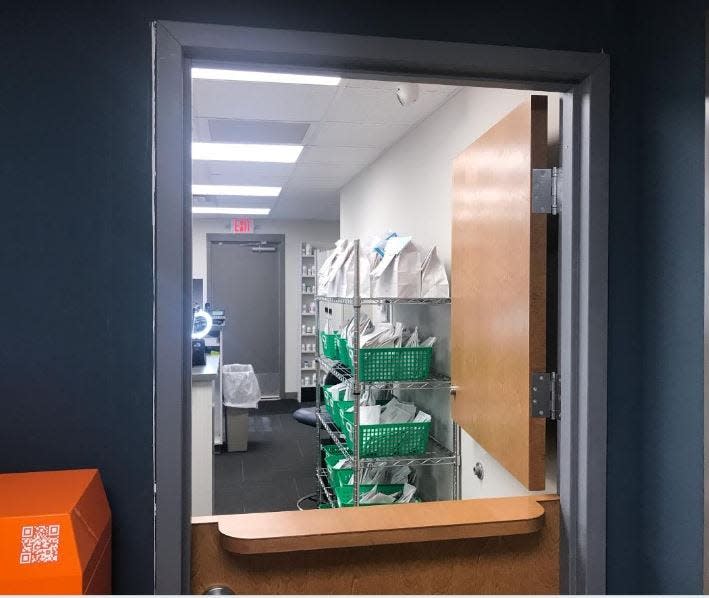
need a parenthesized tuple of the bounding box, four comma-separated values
(192, 495, 556, 555)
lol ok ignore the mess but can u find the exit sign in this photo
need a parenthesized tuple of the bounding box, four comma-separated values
(232, 218, 254, 234)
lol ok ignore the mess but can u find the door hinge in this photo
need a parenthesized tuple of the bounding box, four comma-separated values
(530, 372, 560, 420)
(532, 167, 559, 215)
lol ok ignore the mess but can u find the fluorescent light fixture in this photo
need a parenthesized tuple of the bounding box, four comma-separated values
(192, 67, 340, 86)
(192, 142, 303, 163)
(192, 207, 271, 215)
(192, 184, 281, 196)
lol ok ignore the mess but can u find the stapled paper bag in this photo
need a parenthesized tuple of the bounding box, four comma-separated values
(370, 236, 422, 298)
(317, 239, 348, 296)
(338, 247, 371, 298)
(326, 239, 354, 297)
(421, 246, 450, 298)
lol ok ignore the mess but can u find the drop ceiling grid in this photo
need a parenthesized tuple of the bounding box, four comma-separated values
(190, 77, 460, 220)
(269, 78, 345, 217)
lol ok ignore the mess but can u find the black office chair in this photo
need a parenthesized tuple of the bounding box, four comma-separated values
(293, 362, 351, 509)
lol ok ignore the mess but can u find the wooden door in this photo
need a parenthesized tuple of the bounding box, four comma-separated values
(451, 95, 553, 490)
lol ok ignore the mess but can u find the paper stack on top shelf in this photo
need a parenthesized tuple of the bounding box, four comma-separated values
(317, 234, 450, 299)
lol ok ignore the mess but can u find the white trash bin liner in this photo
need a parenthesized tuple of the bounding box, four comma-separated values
(223, 363, 261, 408)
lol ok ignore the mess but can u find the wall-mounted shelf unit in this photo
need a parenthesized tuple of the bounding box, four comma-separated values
(299, 242, 321, 399)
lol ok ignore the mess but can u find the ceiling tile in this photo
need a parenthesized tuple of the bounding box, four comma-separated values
(286, 178, 344, 191)
(192, 80, 337, 121)
(271, 196, 339, 220)
(299, 146, 380, 166)
(310, 122, 410, 148)
(192, 160, 295, 185)
(192, 195, 277, 209)
(205, 119, 311, 144)
(289, 161, 359, 181)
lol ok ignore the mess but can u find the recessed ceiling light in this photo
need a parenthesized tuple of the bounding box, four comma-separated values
(192, 142, 303, 163)
(192, 184, 281, 196)
(191, 67, 340, 86)
(192, 207, 271, 215)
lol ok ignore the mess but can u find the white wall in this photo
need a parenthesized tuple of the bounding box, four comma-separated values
(340, 87, 559, 499)
(192, 217, 339, 395)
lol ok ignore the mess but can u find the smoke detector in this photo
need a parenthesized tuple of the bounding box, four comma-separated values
(395, 83, 420, 106)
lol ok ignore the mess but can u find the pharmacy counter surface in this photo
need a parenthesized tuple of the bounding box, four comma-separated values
(192, 354, 219, 382)
(192, 495, 547, 554)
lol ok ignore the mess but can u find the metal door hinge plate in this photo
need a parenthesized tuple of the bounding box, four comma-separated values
(530, 372, 560, 420)
(532, 167, 559, 215)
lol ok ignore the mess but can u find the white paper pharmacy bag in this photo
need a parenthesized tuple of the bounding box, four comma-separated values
(421, 246, 450, 298)
(317, 240, 345, 296)
(326, 239, 353, 297)
(338, 249, 371, 298)
(370, 236, 422, 298)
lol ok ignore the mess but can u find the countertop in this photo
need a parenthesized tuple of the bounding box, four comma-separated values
(192, 353, 219, 382)
(192, 495, 559, 554)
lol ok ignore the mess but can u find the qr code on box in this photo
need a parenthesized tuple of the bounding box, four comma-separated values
(19, 525, 60, 564)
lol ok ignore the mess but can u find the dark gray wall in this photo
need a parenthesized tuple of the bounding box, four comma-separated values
(0, 0, 704, 593)
(633, 1, 706, 592)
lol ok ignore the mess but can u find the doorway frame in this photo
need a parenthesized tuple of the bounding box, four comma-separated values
(704, 13, 709, 593)
(152, 20, 609, 594)
(206, 233, 286, 401)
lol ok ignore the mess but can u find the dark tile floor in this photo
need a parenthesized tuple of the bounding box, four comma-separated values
(214, 401, 318, 514)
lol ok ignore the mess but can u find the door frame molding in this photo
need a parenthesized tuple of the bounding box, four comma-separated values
(704, 12, 709, 593)
(206, 233, 286, 401)
(153, 20, 609, 594)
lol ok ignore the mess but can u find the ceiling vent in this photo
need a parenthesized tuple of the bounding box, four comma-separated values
(207, 119, 310, 144)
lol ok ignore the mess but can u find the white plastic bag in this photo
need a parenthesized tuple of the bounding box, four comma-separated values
(222, 363, 261, 408)
(370, 236, 422, 298)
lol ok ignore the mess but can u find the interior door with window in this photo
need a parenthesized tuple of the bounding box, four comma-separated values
(451, 95, 557, 490)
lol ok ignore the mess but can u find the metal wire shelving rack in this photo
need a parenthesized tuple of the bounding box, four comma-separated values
(314, 239, 462, 508)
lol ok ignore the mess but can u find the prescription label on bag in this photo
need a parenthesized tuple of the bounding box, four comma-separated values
(19, 524, 60, 564)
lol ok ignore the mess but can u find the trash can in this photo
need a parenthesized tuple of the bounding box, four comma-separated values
(0, 469, 111, 594)
(222, 363, 261, 453)
(226, 407, 250, 452)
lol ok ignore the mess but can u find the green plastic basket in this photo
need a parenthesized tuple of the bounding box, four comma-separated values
(323, 385, 348, 425)
(348, 345, 433, 382)
(332, 398, 389, 431)
(320, 331, 339, 359)
(322, 443, 343, 459)
(325, 453, 353, 487)
(321, 385, 335, 421)
(342, 411, 431, 457)
(330, 399, 346, 430)
(322, 444, 347, 471)
(337, 336, 352, 369)
(334, 484, 406, 507)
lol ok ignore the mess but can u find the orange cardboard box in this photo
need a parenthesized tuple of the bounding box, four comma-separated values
(0, 469, 111, 594)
